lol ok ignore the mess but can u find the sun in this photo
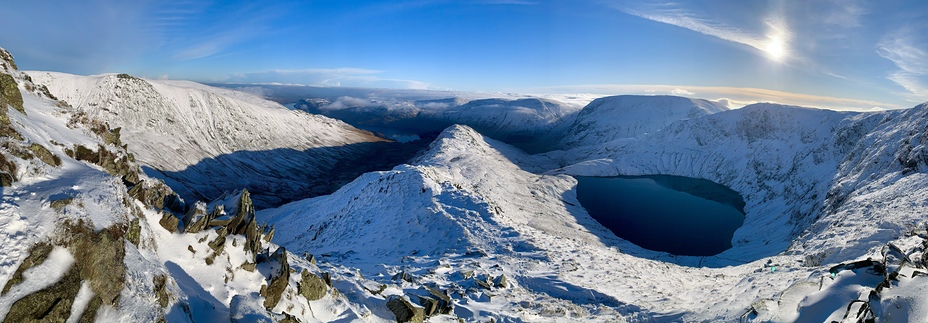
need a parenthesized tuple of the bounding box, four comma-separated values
(764, 36, 786, 61)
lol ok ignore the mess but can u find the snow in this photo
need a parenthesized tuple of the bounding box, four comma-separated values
(0, 246, 75, 319)
(66, 282, 95, 323)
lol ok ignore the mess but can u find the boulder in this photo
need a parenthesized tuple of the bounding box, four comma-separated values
(298, 270, 327, 301)
(159, 212, 180, 233)
(495, 274, 510, 289)
(386, 295, 425, 323)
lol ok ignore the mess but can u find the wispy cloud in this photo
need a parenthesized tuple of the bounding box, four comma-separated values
(226, 68, 434, 90)
(531, 84, 902, 111)
(611, 1, 779, 57)
(877, 26, 928, 103)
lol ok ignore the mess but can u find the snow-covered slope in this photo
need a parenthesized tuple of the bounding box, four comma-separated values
(1, 47, 415, 323)
(264, 100, 928, 321)
(26, 71, 386, 208)
(557, 95, 729, 148)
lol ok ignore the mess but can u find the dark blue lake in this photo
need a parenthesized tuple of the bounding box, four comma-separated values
(574, 175, 746, 256)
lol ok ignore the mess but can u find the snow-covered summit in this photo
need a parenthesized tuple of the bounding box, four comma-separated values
(557, 95, 729, 148)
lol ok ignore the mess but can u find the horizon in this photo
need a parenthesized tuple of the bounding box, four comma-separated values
(1, 0, 927, 111)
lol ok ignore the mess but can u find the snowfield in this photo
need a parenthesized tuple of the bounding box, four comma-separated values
(1, 44, 927, 322)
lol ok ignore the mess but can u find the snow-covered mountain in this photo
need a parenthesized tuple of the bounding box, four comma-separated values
(1, 47, 370, 322)
(25, 71, 395, 208)
(264, 99, 928, 321)
(556, 95, 729, 148)
(295, 96, 581, 152)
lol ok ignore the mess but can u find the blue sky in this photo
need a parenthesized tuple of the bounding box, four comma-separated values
(1, 0, 926, 110)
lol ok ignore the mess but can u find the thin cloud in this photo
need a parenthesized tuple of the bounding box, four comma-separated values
(226, 68, 434, 90)
(614, 2, 770, 54)
(531, 84, 902, 111)
(671, 88, 695, 96)
(877, 26, 928, 102)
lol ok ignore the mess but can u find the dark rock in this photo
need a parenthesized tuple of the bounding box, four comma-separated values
(417, 295, 439, 317)
(495, 274, 509, 289)
(0, 153, 16, 186)
(159, 212, 180, 233)
(5, 265, 82, 322)
(392, 271, 415, 283)
(298, 270, 327, 301)
(263, 225, 275, 242)
(475, 277, 493, 290)
(423, 286, 454, 315)
(226, 189, 255, 235)
(29, 143, 60, 167)
(182, 202, 210, 233)
(304, 252, 316, 265)
(321, 272, 332, 287)
(50, 197, 73, 211)
(7, 221, 131, 322)
(386, 295, 425, 323)
(2, 243, 53, 294)
(126, 218, 141, 247)
(244, 215, 261, 257)
(153, 274, 170, 308)
(0, 48, 18, 70)
(242, 262, 256, 272)
(0, 72, 24, 114)
(263, 247, 290, 309)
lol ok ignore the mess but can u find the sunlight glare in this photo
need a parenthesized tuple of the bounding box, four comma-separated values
(765, 36, 786, 61)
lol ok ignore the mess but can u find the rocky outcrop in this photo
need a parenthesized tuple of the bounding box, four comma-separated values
(0, 48, 17, 70)
(29, 143, 61, 167)
(126, 180, 182, 212)
(68, 144, 139, 185)
(0, 63, 23, 139)
(263, 247, 290, 309)
(0, 72, 23, 114)
(1, 221, 127, 322)
(0, 152, 17, 186)
(386, 295, 425, 323)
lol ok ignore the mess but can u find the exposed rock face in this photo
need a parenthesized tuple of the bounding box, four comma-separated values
(159, 212, 180, 233)
(0, 153, 15, 186)
(298, 270, 326, 301)
(1, 221, 127, 322)
(0, 69, 23, 140)
(386, 295, 425, 323)
(29, 143, 60, 167)
(0, 72, 23, 114)
(182, 202, 210, 233)
(263, 247, 290, 309)
(127, 180, 181, 212)
(0, 48, 17, 70)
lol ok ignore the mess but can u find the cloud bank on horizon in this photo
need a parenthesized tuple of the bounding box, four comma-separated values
(0, 0, 926, 111)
